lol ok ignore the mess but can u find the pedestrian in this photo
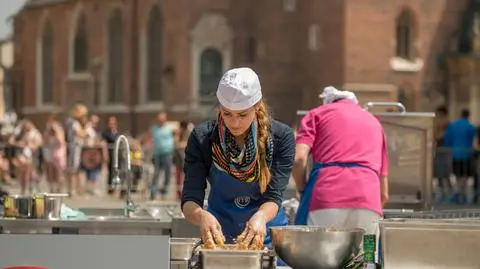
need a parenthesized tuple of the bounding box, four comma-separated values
(130, 138, 144, 193)
(65, 104, 88, 196)
(101, 116, 120, 195)
(443, 108, 476, 204)
(43, 114, 67, 193)
(433, 106, 452, 203)
(173, 121, 191, 199)
(150, 112, 174, 200)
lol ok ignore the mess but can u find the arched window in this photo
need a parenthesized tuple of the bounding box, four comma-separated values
(199, 48, 222, 99)
(73, 13, 88, 72)
(107, 8, 123, 104)
(146, 5, 164, 101)
(396, 10, 414, 59)
(41, 21, 54, 104)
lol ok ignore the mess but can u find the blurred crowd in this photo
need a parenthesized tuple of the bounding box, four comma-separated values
(3, 101, 479, 206)
(0, 104, 192, 201)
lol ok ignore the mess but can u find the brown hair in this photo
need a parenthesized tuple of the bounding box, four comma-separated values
(256, 101, 271, 193)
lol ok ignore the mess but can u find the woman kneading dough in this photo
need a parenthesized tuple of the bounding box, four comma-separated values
(181, 67, 295, 256)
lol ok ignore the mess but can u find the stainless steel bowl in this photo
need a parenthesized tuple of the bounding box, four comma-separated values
(270, 226, 365, 269)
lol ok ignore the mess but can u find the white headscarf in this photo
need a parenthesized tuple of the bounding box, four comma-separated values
(319, 86, 358, 105)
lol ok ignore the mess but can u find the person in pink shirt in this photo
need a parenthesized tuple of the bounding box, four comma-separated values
(292, 86, 389, 234)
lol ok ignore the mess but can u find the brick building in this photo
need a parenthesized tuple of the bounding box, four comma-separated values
(11, 0, 475, 133)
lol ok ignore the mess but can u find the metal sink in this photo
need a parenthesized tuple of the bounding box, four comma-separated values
(85, 215, 161, 222)
(79, 207, 144, 217)
(0, 207, 174, 235)
(79, 206, 182, 220)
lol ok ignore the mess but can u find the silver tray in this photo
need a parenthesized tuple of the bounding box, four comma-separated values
(200, 244, 267, 269)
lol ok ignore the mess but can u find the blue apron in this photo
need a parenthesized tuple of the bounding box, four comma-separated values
(294, 162, 371, 225)
(208, 164, 288, 265)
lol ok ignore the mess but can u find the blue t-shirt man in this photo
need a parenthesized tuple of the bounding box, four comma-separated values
(444, 108, 476, 204)
(444, 109, 476, 161)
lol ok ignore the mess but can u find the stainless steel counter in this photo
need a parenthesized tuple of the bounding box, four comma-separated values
(0, 217, 172, 235)
(380, 218, 480, 269)
(0, 234, 170, 269)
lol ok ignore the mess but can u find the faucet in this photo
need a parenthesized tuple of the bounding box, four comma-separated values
(113, 134, 136, 217)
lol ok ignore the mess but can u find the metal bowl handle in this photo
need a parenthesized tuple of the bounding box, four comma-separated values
(363, 102, 406, 113)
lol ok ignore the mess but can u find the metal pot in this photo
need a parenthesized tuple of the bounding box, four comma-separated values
(3, 195, 35, 218)
(34, 193, 69, 220)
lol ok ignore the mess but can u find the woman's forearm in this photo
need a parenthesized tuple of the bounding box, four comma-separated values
(292, 159, 307, 191)
(380, 175, 389, 207)
(182, 201, 205, 226)
(292, 144, 310, 191)
(258, 201, 279, 222)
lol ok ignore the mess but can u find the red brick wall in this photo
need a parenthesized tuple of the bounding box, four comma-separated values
(344, 0, 468, 109)
(13, 0, 469, 132)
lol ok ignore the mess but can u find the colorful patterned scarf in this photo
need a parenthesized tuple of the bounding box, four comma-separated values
(212, 114, 273, 183)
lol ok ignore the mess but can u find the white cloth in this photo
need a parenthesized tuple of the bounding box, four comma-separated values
(216, 67, 262, 110)
(308, 208, 381, 234)
(308, 208, 381, 261)
(319, 86, 358, 105)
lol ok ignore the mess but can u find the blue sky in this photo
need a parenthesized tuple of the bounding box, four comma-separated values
(0, 0, 28, 40)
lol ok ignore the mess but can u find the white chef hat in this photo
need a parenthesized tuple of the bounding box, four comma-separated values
(216, 67, 262, 110)
(319, 86, 359, 105)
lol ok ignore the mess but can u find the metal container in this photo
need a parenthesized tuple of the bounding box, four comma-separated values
(379, 218, 480, 269)
(365, 102, 435, 211)
(33, 193, 69, 220)
(170, 238, 201, 261)
(200, 245, 266, 269)
(270, 226, 364, 269)
(3, 195, 34, 218)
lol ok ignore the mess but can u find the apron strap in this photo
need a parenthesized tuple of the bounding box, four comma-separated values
(294, 161, 376, 225)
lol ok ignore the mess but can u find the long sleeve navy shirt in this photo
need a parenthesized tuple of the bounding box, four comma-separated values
(181, 119, 295, 210)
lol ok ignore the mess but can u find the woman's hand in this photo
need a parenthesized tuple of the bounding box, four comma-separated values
(200, 210, 225, 248)
(236, 211, 267, 250)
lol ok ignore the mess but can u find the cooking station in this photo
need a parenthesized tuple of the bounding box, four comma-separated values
(0, 205, 175, 269)
(0, 134, 192, 269)
(3, 103, 480, 269)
